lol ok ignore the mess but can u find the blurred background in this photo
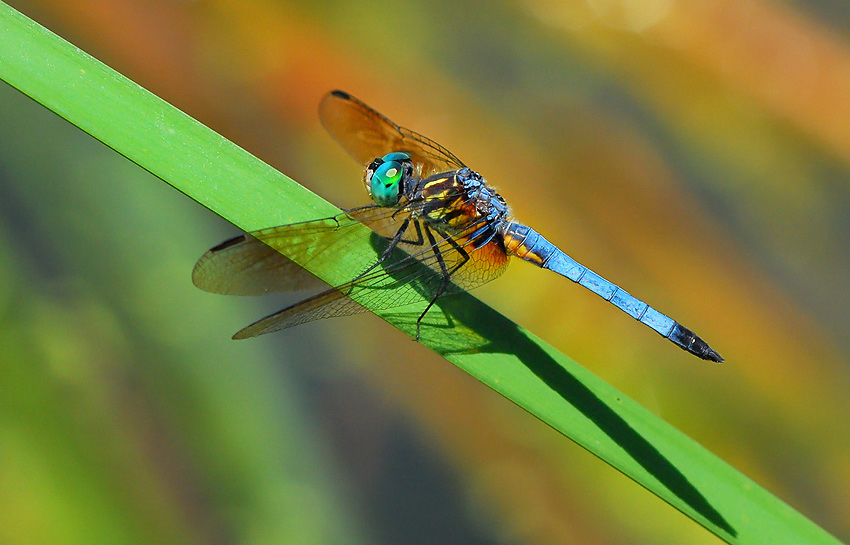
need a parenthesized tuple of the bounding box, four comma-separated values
(2, 0, 849, 543)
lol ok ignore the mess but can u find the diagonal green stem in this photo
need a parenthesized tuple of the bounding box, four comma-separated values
(0, 2, 842, 544)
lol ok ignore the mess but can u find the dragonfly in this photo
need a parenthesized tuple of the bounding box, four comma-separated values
(193, 90, 723, 362)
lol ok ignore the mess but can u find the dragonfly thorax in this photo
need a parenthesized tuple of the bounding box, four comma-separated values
(455, 168, 510, 225)
(409, 167, 512, 249)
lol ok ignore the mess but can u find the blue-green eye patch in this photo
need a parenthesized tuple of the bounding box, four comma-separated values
(368, 152, 411, 206)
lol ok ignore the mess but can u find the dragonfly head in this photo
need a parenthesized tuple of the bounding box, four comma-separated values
(365, 152, 413, 206)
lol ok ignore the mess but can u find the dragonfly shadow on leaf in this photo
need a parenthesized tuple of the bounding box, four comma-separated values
(374, 238, 736, 538)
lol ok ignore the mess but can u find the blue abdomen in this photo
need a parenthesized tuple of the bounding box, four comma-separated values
(502, 222, 722, 361)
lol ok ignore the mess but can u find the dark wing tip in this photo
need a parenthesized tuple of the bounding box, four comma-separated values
(330, 89, 350, 99)
(208, 234, 248, 253)
(191, 235, 248, 292)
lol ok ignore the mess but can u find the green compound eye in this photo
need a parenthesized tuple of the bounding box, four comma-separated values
(368, 152, 410, 206)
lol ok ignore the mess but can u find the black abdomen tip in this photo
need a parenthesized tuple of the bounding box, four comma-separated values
(669, 324, 724, 362)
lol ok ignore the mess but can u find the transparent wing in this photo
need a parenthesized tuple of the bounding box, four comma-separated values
(229, 203, 511, 339)
(319, 90, 466, 178)
(193, 205, 402, 296)
(192, 234, 325, 295)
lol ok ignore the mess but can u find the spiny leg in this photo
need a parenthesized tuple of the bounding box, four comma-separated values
(396, 218, 425, 246)
(343, 216, 415, 295)
(414, 224, 471, 340)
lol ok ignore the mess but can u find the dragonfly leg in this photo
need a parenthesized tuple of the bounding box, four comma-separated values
(414, 224, 471, 340)
(397, 219, 425, 246)
(342, 216, 414, 296)
(378, 216, 414, 261)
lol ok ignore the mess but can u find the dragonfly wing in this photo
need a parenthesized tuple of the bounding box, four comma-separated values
(319, 90, 466, 177)
(233, 287, 367, 339)
(194, 206, 402, 296)
(234, 225, 510, 339)
(230, 213, 510, 338)
(199, 191, 511, 338)
(192, 234, 325, 295)
(250, 206, 409, 281)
